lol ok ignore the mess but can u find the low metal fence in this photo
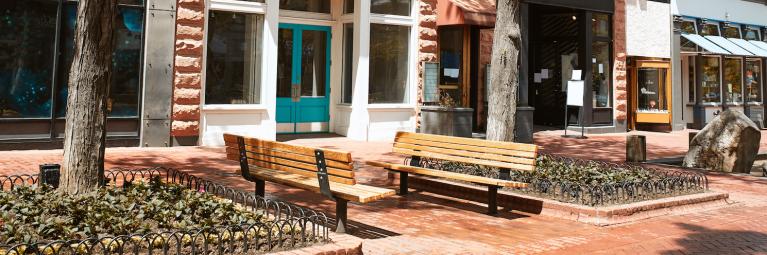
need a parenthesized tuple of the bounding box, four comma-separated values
(0, 167, 329, 255)
(408, 154, 709, 206)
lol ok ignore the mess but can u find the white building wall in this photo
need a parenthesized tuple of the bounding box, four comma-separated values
(625, 0, 671, 58)
(673, 0, 767, 25)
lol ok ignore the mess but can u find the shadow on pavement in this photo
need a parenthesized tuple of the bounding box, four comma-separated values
(660, 223, 767, 254)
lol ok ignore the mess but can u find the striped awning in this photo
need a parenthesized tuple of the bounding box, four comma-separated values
(681, 34, 730, 54)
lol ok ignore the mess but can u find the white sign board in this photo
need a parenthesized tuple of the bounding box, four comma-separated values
(566, 80, 584, 106)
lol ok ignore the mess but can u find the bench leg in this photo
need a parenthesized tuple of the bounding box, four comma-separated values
(255, 179, 265, 197)
(400, 172, 409, 195)
(488, 186, 498, 215)
(335, 198, 349, 233)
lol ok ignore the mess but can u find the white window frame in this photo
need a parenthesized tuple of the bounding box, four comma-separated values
(698, 19, 721, 36)
(202, 0, 269, 110)
(365, 0, 419, 107)
(721, 22, 742, 39)
(743, 26, 762, 41)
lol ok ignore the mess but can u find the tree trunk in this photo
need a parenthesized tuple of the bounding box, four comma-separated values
(486, 0, 521, 142)
(59, 0, 117, 195)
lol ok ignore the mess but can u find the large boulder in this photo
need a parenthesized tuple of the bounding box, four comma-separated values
(683, 110, 761, 173)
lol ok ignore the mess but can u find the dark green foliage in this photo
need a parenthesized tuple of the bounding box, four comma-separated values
(0, 178, 264, 244)
(511, 155, 656, 185)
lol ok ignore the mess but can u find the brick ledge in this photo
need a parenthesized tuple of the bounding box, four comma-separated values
(409, 176, 730, 226)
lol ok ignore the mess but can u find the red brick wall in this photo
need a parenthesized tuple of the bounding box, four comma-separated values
(613, 0, 628, 123)
(171, 0, 205, 137)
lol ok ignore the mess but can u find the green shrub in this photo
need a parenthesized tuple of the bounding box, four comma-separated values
(0, 177, 264, 244)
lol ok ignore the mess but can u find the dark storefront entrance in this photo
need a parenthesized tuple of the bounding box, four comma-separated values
(0, 0, 145, 149)
(522, 0, 614, 129)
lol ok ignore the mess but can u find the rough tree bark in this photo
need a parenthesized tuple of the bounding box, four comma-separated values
(59, 0, 117, 195)
(486, 0, 521, 142)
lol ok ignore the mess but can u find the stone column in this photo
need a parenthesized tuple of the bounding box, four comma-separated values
(416, 0, 439, 129)
(613, 0, 628, 132)
(170, 0, 205, 145)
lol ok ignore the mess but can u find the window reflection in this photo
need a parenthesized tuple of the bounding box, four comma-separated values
(744, 27, 761, 41)
(724, 58, 742, 103)
(342, 24, 353, 104)
(369, 24, 409, 104)
(0, 0, 58, 118)
(371, 0, 411, 16)
(699, 23, 720, 36)
(722, 26, 740, 39)
(746, 60, 762, 103)
(701, 57, 721, 103)
(592, 13, 610, 38)
(637, 68, 668, 112)
(57, 5, 144, 117)
(280, 0, 330, 13)
(592, 41, 610, 107)
(205, 11, 262, 105)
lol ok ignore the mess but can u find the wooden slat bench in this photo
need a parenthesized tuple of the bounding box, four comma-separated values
(223, 134, 395, 233)
(367, 131, 538, 215)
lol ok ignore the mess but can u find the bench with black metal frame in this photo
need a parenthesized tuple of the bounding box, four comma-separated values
(223, 134, 395, 233)
(367, 132, 537, 215)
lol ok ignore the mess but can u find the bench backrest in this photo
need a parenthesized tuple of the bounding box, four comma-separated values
(223, 134, 357, 185)
(392, 132, 538, 171)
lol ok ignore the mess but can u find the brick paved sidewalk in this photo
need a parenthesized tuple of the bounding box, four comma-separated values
(1, 130, 766, 254)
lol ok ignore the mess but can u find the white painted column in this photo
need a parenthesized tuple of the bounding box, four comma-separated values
(262, 0, 280, 141)
(346, 0, 371, 140)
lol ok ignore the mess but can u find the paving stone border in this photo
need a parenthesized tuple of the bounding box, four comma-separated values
(409, 176, 730, 226)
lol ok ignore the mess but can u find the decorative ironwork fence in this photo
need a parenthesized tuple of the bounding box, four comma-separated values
(408, 153, 708, 206)
(0, 167, 329, 255)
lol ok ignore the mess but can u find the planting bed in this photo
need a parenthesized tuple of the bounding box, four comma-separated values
(0, 168, 328, 255)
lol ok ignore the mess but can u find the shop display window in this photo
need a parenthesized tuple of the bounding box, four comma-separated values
(745, 60, 762, 103)
(700, 57, 721, 103)
(280, 0, 330, 13)
(592, 41, 611, 108)
(637, 68, 668, 113)
(592, 14, 610, 38)
(722, 26, 741, 39)
(0, 0, 58, 118)
(344, 0, 354, 13)
(342, 24, 353, 104)
(744, 27, 761, 41)
(204, 11, 263, 105)
(723, 58, 743, 103)
(699, 23, 720, 36)
(369, 24, 410, 104)
(371, 0, 411, 16)
(688, 58, 696, 103)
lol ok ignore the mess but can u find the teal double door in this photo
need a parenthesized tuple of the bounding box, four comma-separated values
(276, 23, 331, 134)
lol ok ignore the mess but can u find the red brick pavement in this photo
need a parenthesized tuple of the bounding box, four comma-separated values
(1, 131, 766, 254)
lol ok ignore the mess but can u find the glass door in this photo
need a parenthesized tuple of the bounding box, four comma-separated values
(276, 24, 330, 134)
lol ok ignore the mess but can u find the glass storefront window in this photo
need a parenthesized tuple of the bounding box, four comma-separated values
(688, 58, 695, 103)
(344, 0, 354, 14)
(280, 0, 330, 13)
(0, 0, 58, 118)
(701, 57, 721, 103)
(699, 23, 720, 36)
(722, 26, 741, 39)
(342, 24, 353, 104)
(745, 59, 762, 103)
(57, 5, 144, 117)
(371, 0, 411, 16)
(204, 11, 263, 105)
(369, 24, 409, 104)
(723, 58, 743, 103)
(637, 68, 668, 112)
(592, 41, 611, 107)
(679, 20, 697, 34)
(592, 13, 610, 38)
(744, 27, 761, 41)
(300, 30, 327, 97)
(439, 26, 463, 85)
